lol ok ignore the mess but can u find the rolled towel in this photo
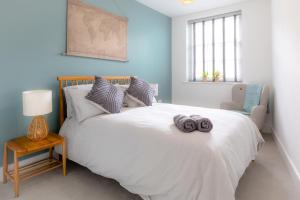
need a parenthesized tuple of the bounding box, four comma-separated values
(190, 115, 213, 133)
(173, 115, 197, 133)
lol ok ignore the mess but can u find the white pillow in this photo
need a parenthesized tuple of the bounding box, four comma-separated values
(124, 93, 140, 107)
(63, 88, 73, 118)
(152, 96, 158, 103)
(124, 93, 157, 107)
(115, 84, 157, 107)
(63, 84, 93, 119)
(68, 88, 106, 122)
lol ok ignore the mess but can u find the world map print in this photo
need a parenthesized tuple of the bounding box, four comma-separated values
(67, 0, 128, 61)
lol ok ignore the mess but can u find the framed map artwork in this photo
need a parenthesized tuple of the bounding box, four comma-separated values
(66, 0, 128, 61)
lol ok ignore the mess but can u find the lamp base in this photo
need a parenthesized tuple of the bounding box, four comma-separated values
(27, 116, 49, 141)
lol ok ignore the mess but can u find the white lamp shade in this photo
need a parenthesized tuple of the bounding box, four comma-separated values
(23, 90, 52, 116)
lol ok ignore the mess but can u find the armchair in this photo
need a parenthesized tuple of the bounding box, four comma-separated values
(220, 84, 269, 130)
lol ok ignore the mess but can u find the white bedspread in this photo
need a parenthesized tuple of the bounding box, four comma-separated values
(58, 103, 264, 200)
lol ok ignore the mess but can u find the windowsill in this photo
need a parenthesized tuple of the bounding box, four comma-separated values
(182, 81, 242, 85)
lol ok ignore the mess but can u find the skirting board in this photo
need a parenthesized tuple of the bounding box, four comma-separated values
(273, 130, 300, 187)
(0, 152, 48, 181)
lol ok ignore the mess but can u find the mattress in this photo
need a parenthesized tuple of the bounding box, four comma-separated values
(57, 103, 264, 200)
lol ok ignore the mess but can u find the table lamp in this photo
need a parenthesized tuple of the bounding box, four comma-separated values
(22, 90, 52, 141)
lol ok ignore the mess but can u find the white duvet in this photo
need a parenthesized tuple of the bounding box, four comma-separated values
(58, 103, 264, 200)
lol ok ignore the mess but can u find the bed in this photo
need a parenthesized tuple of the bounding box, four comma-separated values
(56, 76, 264, 200)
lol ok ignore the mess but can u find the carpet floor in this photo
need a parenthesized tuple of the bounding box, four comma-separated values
(0, 134, 299, 200)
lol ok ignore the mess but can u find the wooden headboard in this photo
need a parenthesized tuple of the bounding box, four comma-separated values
(57, 76, 131, 127)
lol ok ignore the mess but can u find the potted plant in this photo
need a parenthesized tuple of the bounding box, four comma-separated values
(202, 72, 209, 81)
(213, 71, 221, 82)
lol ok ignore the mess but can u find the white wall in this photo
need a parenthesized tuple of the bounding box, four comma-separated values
(272, 0, 300, 182)
(172, 0, 272, 107)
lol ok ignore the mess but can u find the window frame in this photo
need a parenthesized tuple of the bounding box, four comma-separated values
(187, 11, 242, 83)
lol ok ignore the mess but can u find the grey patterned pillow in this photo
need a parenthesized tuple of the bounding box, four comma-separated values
(86, 77, 124, 113)
(127, 77, 154, 106)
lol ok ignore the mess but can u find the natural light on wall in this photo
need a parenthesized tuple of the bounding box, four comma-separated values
(187, 11, 242, 82)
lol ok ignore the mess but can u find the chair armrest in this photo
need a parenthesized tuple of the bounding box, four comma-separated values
(250, 105, 267, 130)
(220, 102, 243, 110)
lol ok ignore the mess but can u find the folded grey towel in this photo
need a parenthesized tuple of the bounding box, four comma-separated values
(173, 115, 197, 133)
(190, 115, 213, 133)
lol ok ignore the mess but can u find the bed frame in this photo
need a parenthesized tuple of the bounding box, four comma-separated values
(57, 76, 131, 127)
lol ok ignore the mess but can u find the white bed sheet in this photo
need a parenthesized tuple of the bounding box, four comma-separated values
(57, 103, 264, 200)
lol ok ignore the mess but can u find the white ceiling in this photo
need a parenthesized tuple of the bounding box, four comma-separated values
(136, 0, 249, 17)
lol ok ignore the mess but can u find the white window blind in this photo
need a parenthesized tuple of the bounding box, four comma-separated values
(188, 11, 242, 82)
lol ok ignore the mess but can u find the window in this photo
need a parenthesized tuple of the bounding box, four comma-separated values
(188, 11, 242, 82)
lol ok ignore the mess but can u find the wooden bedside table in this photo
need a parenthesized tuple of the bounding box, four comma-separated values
(2, 133, 66, 197)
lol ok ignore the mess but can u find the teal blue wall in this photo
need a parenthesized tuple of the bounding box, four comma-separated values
(0, 0, 171, 166)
